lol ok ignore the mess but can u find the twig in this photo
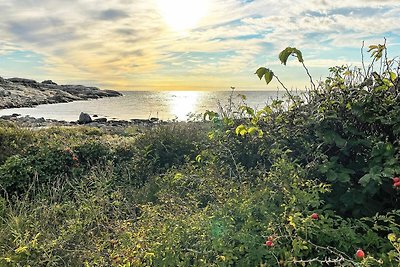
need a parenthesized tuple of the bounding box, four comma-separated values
(361, 41, 367, 77)
(219, 142, 242, 182)
(274, 74, 297, 106)
(301, 61, 316, 91)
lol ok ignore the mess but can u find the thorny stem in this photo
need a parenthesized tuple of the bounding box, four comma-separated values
(301, 61, 316, 91)
(379, 38, 386, 75)
(273, 74, 298, 106)
(287, 240, 358, 265)
(361, 41, 367, 77)
(383, 38, 393, 82)
(219, 142, 242, 183)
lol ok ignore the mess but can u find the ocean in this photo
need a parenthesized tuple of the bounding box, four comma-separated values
(0, 90, 291, 121)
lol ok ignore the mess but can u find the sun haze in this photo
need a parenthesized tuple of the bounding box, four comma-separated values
(157, 0, 209, 32)
(0, 0, 399, 90)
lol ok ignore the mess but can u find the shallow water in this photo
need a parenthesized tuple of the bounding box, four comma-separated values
(0, 90, 290, 121)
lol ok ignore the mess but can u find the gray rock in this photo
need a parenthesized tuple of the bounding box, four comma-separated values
(100, 89, 122, 97)
(78, 112, 92, 124)
(7, 78, 40, 88)
(94, 118, 107, 123)
(0, 88, 11, 97)
(42, 80, 58, 85)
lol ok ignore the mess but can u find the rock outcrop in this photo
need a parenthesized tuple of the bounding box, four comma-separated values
(0, 76, 122, 109)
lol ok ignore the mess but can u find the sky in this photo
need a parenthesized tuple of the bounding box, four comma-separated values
(0, 0, 399, 91)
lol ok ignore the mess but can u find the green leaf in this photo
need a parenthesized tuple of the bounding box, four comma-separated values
(204, 110, 219, 121)
(279, 47, 304, 65)
(248, 127, 258, 135)
(279, 47, 292, 65)
(338, 173, 351, 183)
(264, 69, 274, 84)
(367, 45, 378, 52)
(173, 172, 184, 181)
(359, 173, 372, 187)
(239, 129, 247, 136)
(326, 170, 338, 182)
(255, 67, 274, 84)
(388, 233, 396, 242)
(235, 125, 246, 136)
(389, 71, 397, 81)
(293, 48, 304, 63)
(240, 106, 255, 116)
(255, 67, 267, 80)
(195, 155, 202, 163)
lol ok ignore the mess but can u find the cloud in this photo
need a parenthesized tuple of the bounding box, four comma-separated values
(0, 0, 399, 89)
(97, 9, 129, 20)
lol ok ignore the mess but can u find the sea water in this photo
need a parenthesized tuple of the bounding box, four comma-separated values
(0, 90, 292, 121)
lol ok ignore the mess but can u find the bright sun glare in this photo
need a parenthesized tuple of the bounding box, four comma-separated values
(169, 91, 200, 119)
(157, 0, 209, 31)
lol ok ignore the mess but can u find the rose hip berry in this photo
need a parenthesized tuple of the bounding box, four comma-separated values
(264, 240, 274, 247)
(356, 249, 365, 259)
(311, 213, 319, 220)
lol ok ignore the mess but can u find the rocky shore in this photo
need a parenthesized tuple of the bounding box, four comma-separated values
(0, 76, 122, 109)
(0, 113, 162, 130)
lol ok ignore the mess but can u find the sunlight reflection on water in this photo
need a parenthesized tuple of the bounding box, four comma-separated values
(169, 91, 201, 120)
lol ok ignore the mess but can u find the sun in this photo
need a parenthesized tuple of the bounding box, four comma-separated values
(157, 0, 209, 32)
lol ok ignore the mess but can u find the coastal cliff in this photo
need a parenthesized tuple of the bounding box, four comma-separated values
(0, 76, 122, 109)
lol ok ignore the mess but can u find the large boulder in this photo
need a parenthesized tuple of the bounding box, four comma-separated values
(78, 112, 92, 124)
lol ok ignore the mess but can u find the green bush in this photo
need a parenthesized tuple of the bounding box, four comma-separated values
(219, 44, 400, 217)
(0, 124, 35, 164)
(126, 122, 209, 185)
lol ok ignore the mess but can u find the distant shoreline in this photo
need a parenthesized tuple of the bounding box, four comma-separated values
(0, 76, 122, 110)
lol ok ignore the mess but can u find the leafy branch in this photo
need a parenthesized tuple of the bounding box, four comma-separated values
(256, 47, 316, 105)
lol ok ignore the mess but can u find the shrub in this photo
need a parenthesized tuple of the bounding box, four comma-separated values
(125, 122, 209, 185)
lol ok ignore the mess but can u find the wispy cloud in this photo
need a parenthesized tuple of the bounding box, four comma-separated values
(0, 0, 399, 90)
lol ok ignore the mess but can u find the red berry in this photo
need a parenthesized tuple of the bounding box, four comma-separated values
(393, 177, 400, 183)
(264, 241, 274, 247)
(311, 213, 319, 220)
(356, 249, 365, 259)
(394, 181, 400, 187)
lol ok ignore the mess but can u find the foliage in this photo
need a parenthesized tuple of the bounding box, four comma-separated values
(231, 43, 400, 217)
(0, 42, 399, 266)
